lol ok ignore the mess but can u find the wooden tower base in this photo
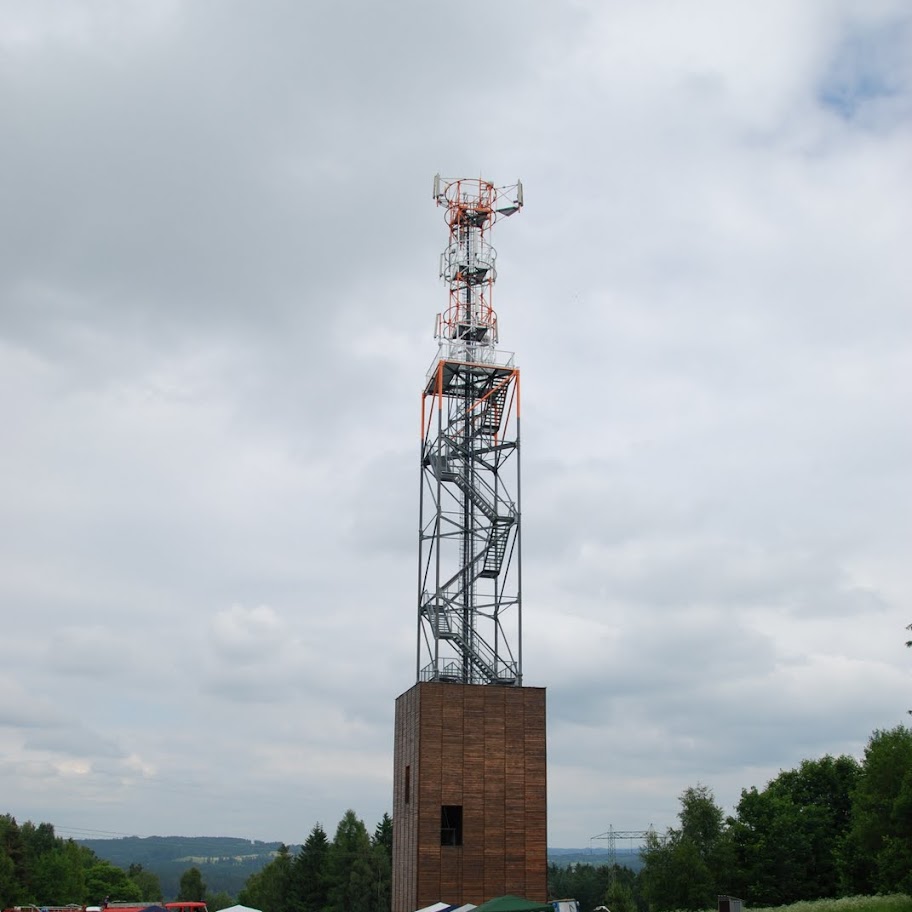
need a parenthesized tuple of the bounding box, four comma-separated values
(391, 682, 547, 912)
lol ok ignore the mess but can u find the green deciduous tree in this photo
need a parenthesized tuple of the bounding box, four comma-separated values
(239, 845, 292, 912)
(604, 876, 638, 912)
(548, 862, 643, 912)
(640, 785, 734, 912)
(0, 850, 18, 909)
(840, 725, 912, 894)
(0, 816, 23, 907)
(1, 815, 27, 897)
(730, 754, 859, 905)
(21, 822, 57, 861)
(206, 889, 235, 912)
(85, 860, 142, 904)
(237, 866, 266, 911)
(550, 862, 607, 912)
(30, 847, 86, 904)
(128, 863, 163, 900)
(178, 866, 208, 902)
(63, 840, 90, 903)
(0, 816, 98, 906)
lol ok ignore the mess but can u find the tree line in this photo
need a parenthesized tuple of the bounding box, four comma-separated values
(0, 810, 391, 912)
(3, 725, 910, 912)
(551, 725, 912, 912)
(0, 816, 164, 907)
(235, 811, 392, 912)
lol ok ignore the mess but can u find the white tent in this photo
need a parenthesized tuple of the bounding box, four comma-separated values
(415, 903, 477, 912)
(214, 905, 263, 912)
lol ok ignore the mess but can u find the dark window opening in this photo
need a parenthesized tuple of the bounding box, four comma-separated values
(441, 805, 463, 846)
(404, 765, 411, 805)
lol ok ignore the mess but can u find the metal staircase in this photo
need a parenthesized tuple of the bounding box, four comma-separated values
(417, 175, 524, 688)
(427, 444, 517, 580)
(481, 520, 512, 578)
(478, 383, 508, 436)
(421, 589, 517, 685)
(420, 410, 519, 684)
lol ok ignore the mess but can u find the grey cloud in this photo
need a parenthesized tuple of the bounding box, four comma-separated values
(0, 0, 909, 846)
(0, 686, 59, 730)
(23, 726, 125, 760)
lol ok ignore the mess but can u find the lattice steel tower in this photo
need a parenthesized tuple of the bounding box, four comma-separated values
(418, 174, 525, 686)
(392, 176, 546, 912)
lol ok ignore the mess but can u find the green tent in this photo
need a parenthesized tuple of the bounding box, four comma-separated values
(474, 896, 553, 912)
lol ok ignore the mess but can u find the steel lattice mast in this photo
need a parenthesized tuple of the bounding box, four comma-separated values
(417, 175, 524, 686)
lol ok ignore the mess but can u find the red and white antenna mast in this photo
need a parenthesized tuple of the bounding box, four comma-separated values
(432, 174, 523, 362)
(418, 175, 525, 686)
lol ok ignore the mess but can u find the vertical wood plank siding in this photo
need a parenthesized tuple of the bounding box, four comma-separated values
(392, 683, 547, 912)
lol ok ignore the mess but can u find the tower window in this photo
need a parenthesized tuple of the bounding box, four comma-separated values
(441, 805, 463, 846)
(404, 765, 411, 805)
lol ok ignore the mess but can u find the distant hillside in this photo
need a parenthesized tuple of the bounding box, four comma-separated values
(80, 836, 644, 899)
(548, 847, 645, 872)
(78, 836, 301, 899)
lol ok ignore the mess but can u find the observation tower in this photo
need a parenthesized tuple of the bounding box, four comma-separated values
(392, 177, 547, 912)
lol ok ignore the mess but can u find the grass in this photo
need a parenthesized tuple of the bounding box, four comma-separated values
(744, 896, 912, 912)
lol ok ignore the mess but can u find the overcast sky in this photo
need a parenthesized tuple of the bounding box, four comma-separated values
(1, 0, 910, 851)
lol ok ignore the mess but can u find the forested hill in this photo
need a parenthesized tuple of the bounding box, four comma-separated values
(77, 836, 302, 898)
(78, 836, 629, 869)
(77, 835, 298, 865)
(77, 836, 641, 897)
(549, 848, 644, 872)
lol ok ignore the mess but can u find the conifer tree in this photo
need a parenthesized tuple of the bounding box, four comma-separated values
(292, 823, 330, 912)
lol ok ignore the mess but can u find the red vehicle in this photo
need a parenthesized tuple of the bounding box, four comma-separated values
(101, 904, 209, 912)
